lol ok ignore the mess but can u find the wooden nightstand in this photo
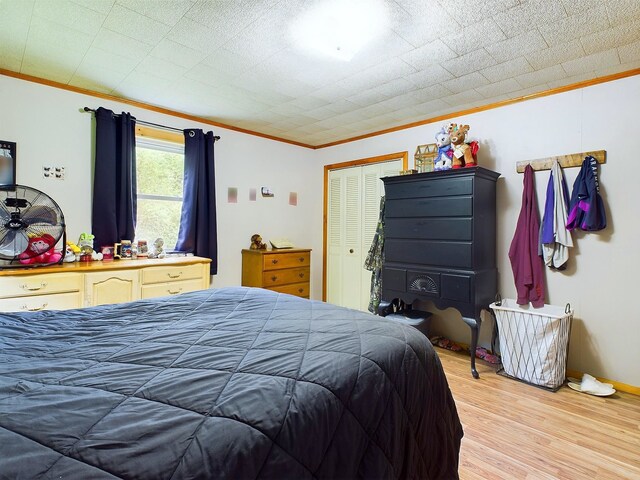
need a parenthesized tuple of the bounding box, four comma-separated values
(241, 248, 311, 298)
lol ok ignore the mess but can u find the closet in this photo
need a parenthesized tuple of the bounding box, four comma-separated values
(326, 158, 403, 311)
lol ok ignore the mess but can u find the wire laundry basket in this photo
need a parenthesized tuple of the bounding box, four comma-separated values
(490, 297, 573, 391)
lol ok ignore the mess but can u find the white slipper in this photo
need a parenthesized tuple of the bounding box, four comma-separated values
(567, 373, 615, 396)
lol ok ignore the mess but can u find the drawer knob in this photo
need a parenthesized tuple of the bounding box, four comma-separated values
(298, 288, 304, 293)
(349, 249, 354, 254)
(167, 272, 183, 279)
(168, 288, 183, 295)
(272, 259, 278, 264)
(299, 273, 304, 278)
(299, 257, 304, 262)
(20, 282, 47, 291)
(271, 276, 278, 281)
(22, 303, 48, 312)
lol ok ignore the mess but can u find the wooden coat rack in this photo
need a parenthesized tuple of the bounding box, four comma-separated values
(516, 150, 606, 173)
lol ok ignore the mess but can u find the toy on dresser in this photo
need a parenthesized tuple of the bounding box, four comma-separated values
(250, 234, 267, 250)
(18, 233, 62, 265)
(149, 237, 166, 259)
(434, 125, 453, 171)
(448, 123, 479, 169)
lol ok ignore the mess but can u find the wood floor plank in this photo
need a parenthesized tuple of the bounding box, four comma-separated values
(436, 347, 640, 479)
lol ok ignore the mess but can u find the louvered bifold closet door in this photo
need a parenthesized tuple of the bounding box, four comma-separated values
(327, 159, 403, 311)
(327, 167, 364, 310)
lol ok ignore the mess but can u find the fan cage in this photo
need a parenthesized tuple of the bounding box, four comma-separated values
(0, 184, 67, 269)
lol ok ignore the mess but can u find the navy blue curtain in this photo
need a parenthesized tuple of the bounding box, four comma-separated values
(92, 107, 137, 249)
(176, 129, 217, 274)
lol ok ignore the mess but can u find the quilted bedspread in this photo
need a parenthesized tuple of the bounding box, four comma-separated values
(0, 287, 462, 479)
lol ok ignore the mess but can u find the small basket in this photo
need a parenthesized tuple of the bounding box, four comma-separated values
(490, 297, 573, 391)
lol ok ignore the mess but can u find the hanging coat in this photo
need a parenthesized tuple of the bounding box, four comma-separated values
(364, 196, 385, 314)
(509, 165, 545, 308)
(540, 160, 573, 269)
(566, 156, 606, 231)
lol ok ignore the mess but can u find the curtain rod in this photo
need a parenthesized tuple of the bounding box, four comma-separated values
(83, 107, 221, 142)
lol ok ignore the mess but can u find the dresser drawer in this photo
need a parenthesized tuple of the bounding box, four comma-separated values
(263, 252, 310, 271)
(262, 267, 309, 287)
(0, 273, 82, 299)
(142, 264, 204, 285)
(385, 176, 473, 199)
(0, 292, 83, 312)
(269, 282, 309, 298)
(385, 196, 472, 218)
(141, 279, 204, 299)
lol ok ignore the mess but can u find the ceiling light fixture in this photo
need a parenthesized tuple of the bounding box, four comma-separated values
(291, 0, 388, 61)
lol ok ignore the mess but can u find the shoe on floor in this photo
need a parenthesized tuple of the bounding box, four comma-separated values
(567, 373, 615, 396)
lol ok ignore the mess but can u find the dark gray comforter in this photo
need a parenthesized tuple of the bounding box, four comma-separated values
(0, 287, 462, 479)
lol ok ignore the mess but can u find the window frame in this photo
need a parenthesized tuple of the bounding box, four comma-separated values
(134, 127, 185, 247)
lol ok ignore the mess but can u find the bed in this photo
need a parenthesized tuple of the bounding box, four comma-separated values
(0, 287, 463, 479)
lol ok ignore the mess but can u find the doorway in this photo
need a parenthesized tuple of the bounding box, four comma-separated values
(323, 152, 407, 311)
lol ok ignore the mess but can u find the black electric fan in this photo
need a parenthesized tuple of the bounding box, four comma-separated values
(0, 184, 66, 268)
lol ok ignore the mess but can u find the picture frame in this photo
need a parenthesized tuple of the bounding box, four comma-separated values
(0, 141, 16, 185)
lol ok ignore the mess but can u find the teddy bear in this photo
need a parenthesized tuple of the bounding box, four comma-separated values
(448, 123, 478, 168)
(18, 233, 63, 265)
(434, 125, 453, 171)
(250, 234, 267, 250)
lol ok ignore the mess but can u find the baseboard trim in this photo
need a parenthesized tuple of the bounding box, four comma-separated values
(431, 338, 640, 396)
(566, 369, 640, 396)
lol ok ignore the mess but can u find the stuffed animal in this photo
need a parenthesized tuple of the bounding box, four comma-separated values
(77, 232, 95, 255)
(434, 125, 453, 171)
(18, 233, 62, 265)
(448, 124, 478, 168)
(250, 234, 267, 250)
(152, 237, 166, 259)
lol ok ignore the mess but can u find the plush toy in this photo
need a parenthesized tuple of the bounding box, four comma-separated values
(63, 245, 76, 263)
(66, 241, 81, 255)
(448, 124, 478, 168)
(18, 233, 62, 265)
(250, 234, 267, 250)
(77, 233, 95, 255)
(152, 237, 166, 259)
(434, 125, 453, 171)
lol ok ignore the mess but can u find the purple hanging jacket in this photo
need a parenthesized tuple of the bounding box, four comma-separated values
(566, 156, 606, 231)
(509, 165, 546, 307)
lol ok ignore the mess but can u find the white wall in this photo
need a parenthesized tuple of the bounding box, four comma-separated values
(2, 73, 638, 386)
(314, 74, 640, 386)
(0, 75, 323, 295)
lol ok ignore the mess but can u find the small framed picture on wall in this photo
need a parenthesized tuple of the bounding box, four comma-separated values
(0, 141, 16, 185)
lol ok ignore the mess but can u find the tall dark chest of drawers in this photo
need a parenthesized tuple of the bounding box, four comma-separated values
(381, 167, 500, 378)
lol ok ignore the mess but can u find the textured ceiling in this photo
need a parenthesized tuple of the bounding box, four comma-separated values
(1, 0, 639, 147)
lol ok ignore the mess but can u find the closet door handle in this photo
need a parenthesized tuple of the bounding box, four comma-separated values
(349, 249, 354, 254)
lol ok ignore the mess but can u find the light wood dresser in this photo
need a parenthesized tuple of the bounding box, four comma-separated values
(0, 256, 211, 312)
(241, 248, 311, 298)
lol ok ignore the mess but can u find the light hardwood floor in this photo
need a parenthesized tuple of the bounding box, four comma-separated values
(436, 348, 640, 479)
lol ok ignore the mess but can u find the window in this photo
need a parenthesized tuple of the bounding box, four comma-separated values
(135, 137, 184, 249)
